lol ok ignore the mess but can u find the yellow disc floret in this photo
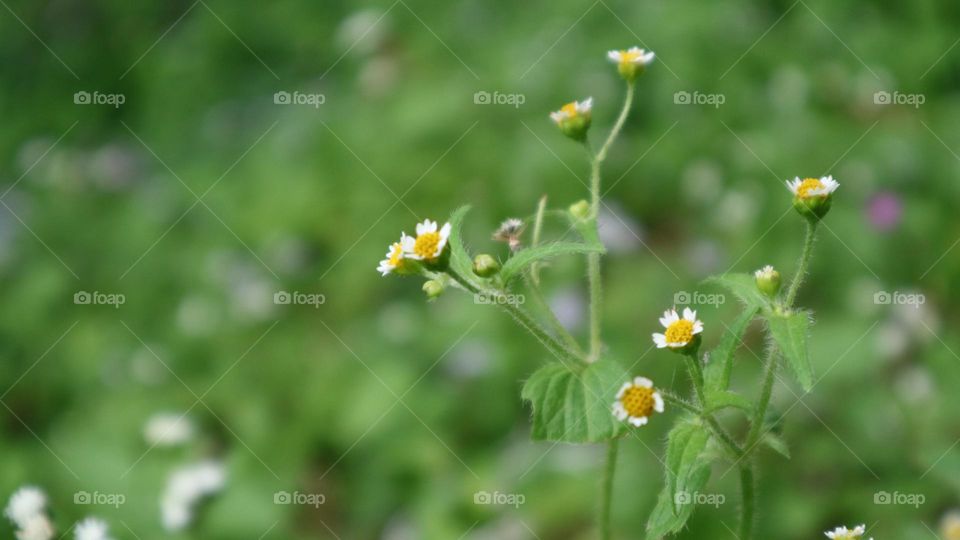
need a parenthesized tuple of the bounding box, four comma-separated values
(665, 319, 694, 345)
(618, 49, 641, 67)
(413, 232, 441, 260)
(796, 177, 824, 199)
(620, 385, 656, 418)
(560, 102, 579, 118)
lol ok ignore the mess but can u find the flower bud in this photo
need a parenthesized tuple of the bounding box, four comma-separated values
(549, 98, 592, 142)
(422, 279, 444, 300)
(472, 254, 500, 278)
(568, 199, 591, 221)
(606, 47, 655, 82)
(754, 265, 781, 298)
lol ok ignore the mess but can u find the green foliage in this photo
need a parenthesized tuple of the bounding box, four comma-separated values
(765, 309, 814, 391)
(646, 416, 713, 537)
(704, 274, 770, 309)
(520, 359, 627, 443)
(500, 241, 604, 283)
(703, 305, 760, 392)
(447, 205, 475, 281)
(704, 389, 752, 413)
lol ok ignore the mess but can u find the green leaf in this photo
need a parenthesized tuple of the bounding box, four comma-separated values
(703, 305, 760, 392)
(647, 417, 713, 537)
(704, 273, 769, 308)
(521, 359, 627, 443)
(447, 205, 474, 279)
(665, 417, 712, 514)
(762, 433, 791, 459)
(703, 390, 752, 413)
(766, 309, 814, 391)
(500, 241, 604, 283)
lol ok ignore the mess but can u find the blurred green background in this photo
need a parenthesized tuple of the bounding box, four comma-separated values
(0, 0, 958, 538)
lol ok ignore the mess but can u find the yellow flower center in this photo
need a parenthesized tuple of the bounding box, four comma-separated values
(388, 243, 403, 267)
(413, 232, 441, 260)
(561, 102, 579, 117)
(619, 49, 640, 66)
(620, 385, 655, 418)
(797, 177, 824, 199)
(665, 319, 694, 344)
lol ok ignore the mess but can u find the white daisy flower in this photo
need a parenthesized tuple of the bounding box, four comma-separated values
(786, 175, 839, 199)
(143, 412, 194, 447)
(161, 461, 227, 532)
(401, 220, 451, 262)
(549, 98, 593, 125)
(5, 486, 47, 529)
(652, 307, 704, 349)
(825, 524, 871, 539)
(15, 514, 54, 540)
(377, 234, 412, 275)
(74, 517, 112, 540)
(612, 376, 664, 426)
(754, 265, 776, 280)
(606, 47, 655, 67)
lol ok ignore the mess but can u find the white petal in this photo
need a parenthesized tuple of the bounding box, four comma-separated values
(612, 403, 627, 420)
(692, 321, 704, 334)
(667, 340, 688, 348)
(653, 333, 667, 348)
(653, 392, 664, 413)
(628, 415, 648, 427)
(616, 382, 631, 398)
(607, 50, 621, 62)
(579, 97, 593, 112)
(634, 376, 653, 388)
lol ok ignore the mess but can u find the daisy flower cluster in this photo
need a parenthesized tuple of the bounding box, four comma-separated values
(377, 219, 451, 276)
(4, 486, 114, 540)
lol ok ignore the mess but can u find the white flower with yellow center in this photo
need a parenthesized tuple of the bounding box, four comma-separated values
(612, 376, 664, 426)
(402, 220, 451, 262)
(652, 307, 703, 349)
(786, 175, 839, 199)
(607, 47, 655, 68)
(550, 98, 592, 125)
(377, 235, 412, 276)
(825, 524, 871, 539)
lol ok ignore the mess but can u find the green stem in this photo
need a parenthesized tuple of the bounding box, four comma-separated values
(585, 82, 635, 363)
(738, 464, 755, 540)
(447, 269, 583, 364)
(683, 351, 706, 405)
(659, 391, 701, 415)
(784, 220, 817, 307)
(600, 438, 619, 540)
(744, 346, 777, 453)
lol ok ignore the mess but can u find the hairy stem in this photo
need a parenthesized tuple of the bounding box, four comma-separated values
(585, 82, 636, 363)
(600, 438, 619, 540)
(744, 346, 777, 453)
(784, 220, 817, 307)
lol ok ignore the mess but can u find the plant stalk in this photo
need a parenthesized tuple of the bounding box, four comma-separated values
(600, 438, 619, 540)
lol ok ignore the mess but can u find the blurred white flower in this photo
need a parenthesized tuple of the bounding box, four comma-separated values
(74, 517, 112, 540)
(15, 514, 55, 540)
(824, 524, 870, 539)
(941, 509, 960, 540)
(144, 413, 195, 447)
(5, 486, 47, 529)
(161, 461, 227, 532)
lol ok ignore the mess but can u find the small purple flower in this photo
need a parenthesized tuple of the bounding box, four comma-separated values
(867, 192, 902, 231)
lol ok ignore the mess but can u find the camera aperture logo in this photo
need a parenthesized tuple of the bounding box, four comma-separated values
(274, 290, 325, 308)
(74, 490, 126, 508)
(874, 490, 924, 508)
(874, 290, 925, 308)
(873, 90, 924, 108)
(473, 90, 526, 108)
(274, 91, 326, 108)
(74, 91, 126, 108)
(74, 290, 125, 308)
(674, 90, 725, 108)
(274, 491, 325, 508)
(473, 490, 525, 509)
(674, 290, 725, 308)
(674, 490, 725, 508)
